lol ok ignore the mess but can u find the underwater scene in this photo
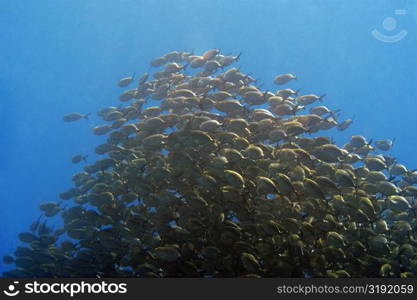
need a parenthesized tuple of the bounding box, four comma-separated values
(1, 0, 417, 278)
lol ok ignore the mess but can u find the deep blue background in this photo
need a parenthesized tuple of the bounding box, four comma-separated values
(1, 0, 416, 273)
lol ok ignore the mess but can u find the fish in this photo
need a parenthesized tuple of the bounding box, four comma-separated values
(63, 113, 90, 122)
(150, 56, 167, 67)
(296, 94, 325, 105)
(118, 74, 135, 87)
(202, 48, 220, 61)
(337, 118, 353, 131)
(93, 124, 112, 136)
(274, 73, 297, 85)
(374, 139, 395, 151)
(38, 220, 53, 235)
(71, 154, 88, 164)
(218, 53, 241, 66)
(309, 105, 339, 117)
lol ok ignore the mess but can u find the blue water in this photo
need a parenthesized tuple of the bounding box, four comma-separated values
(1, 0, 416, 274)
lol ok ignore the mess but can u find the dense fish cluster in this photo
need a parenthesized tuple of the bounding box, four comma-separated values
(4, 49, 417, 278)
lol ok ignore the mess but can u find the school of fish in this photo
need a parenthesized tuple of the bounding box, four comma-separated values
(3, 49, 417, 278)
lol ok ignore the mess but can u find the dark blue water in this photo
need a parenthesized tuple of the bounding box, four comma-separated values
(1, 0, 416, 274)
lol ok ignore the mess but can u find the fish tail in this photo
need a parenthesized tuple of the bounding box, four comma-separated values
(319, 94, 326, 102)
(291, 105, 300, 115)
(330, 109, 340, 120)
(84, 113, 91, 119)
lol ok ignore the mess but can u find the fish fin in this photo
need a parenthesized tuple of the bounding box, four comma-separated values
(30, 214, 43, 232)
